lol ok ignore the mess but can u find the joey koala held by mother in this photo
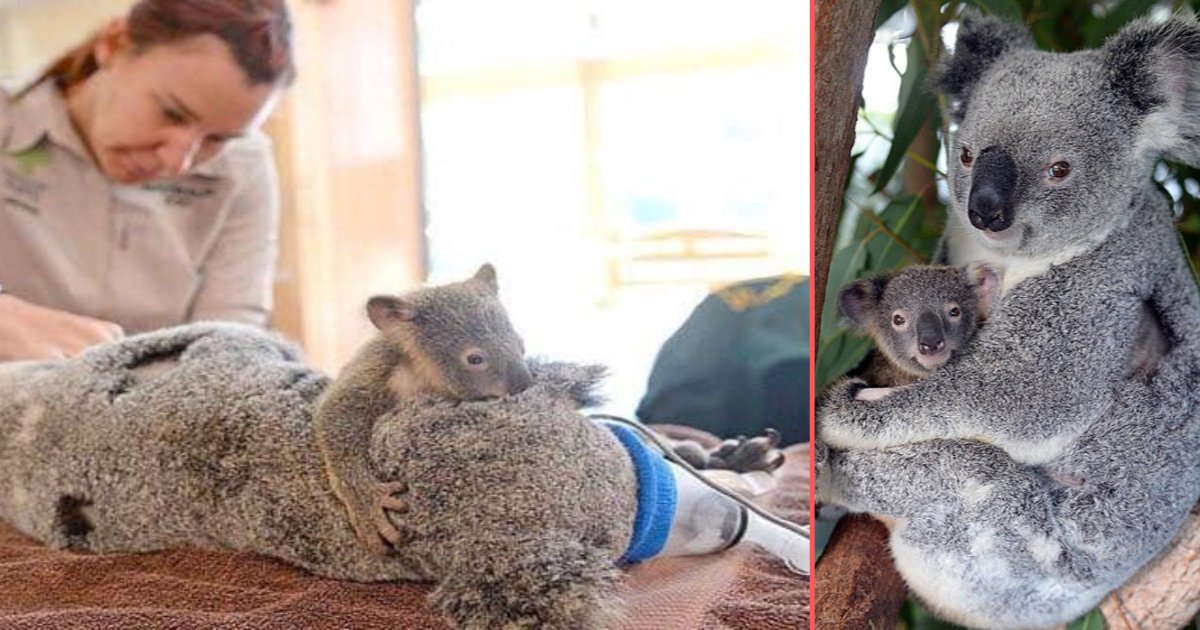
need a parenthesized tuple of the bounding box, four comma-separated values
(817, 11, 1200, 629)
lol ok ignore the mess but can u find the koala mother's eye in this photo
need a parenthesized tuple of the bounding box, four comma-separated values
(960, 147, 974, 167)
(948, 305, 962, 318)
(892, 313, 907, 328)
(1048, 161, 1071, 180)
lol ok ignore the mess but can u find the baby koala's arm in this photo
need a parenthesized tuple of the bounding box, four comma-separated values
(820, 282, 1139, 460)
(854, 385, 906, 401)
(313, 340, 410, 556)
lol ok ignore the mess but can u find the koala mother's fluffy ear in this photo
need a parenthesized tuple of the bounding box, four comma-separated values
(1103, 15, 1200, 167)
(936, 9, 1034, 122)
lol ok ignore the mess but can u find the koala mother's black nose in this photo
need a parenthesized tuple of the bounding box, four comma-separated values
(968, 147, 1018, 233)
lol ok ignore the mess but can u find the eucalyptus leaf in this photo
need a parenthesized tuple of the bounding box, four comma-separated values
(816, 331, 872, 393)
(876, 0, 910, 29)
(966, 0, 1022, 20)
(872, 63, 934, 193)
(899, 598, 972, 630)
(1081, 0, 1159, 47)
(820, 239, 871, 343)
(1065, 608, 1105, 630)
(872, 3, 940, 194)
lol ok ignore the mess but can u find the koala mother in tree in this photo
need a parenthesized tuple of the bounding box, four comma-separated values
(0, 0, 294, 361)
(817, 11, 1200, 629)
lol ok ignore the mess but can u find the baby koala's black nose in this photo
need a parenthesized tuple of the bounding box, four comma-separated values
(918, 339, 946, 355)
(916, 312, 945, 355)
(507, 363, 534, 394)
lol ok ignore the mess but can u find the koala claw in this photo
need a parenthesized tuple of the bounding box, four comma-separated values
(371, 481, 412, 553)
(706, 429, 786, 473)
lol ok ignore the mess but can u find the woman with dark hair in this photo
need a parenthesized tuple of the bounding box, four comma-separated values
(0, 0, 295, 360)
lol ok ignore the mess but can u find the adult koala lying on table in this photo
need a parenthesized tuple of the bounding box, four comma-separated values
(0, 322, 638, 629)
(817, 11, 1200, 629)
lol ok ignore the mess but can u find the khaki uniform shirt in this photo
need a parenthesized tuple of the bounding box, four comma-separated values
(0, 79, 279, 333)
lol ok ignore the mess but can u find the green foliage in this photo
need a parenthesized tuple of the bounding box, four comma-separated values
(898, 599, 1108, 629)
(872, 1, 941, 195)
(1065, 609, 1106, 630)
(898, 598, 969, 630)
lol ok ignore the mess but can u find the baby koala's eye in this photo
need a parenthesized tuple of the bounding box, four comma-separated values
(1048, 161, 1071, 180)
(960, 147, 974, 167)
(892, 313, 907, 327)
(462, 348, 489, 369)
(948, 304, 962, 319)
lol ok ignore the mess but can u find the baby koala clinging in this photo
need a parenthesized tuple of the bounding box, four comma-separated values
(315, 264, 534, 556)
(839, 263, 1000, 399)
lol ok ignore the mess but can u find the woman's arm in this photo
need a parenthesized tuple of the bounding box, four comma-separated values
(0, 293, 123, 360)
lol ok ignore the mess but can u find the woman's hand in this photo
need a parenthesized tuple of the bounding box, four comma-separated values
(0, 294, 124, 361)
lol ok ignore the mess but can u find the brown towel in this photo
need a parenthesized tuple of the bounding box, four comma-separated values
(0, 442, 810, 629)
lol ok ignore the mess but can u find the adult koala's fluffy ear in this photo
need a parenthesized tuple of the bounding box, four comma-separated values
(936, 9, 1034, 122)
(1103, 15, 1200, 167)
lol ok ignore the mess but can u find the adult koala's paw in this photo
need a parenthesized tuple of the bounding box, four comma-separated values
(434, 533, 620, 629)
(815, 376, 877, 450)
(691, 429, 785, 473)
(811, 440, 837, 507)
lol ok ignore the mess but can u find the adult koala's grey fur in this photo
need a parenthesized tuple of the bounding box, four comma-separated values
(0, 323, 636, 629)
(817, 11, 1200, 629)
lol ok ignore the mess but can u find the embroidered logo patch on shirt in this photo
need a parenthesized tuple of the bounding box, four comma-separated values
(141, 180, 219, 207)
(10, 143, 51, 177)
(3, 163, 48, 215)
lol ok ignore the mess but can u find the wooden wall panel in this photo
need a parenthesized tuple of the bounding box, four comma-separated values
(276, 0, 425, 373)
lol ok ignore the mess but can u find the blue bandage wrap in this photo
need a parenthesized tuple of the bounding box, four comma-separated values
(605, 423, 677, 563)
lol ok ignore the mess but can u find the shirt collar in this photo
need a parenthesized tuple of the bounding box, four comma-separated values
(3, 77, 93, 161)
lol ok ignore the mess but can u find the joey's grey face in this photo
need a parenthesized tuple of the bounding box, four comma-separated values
(876, 269, 981, 375)
(948, 50, 1141, 258)
(418, 290, 533, 401)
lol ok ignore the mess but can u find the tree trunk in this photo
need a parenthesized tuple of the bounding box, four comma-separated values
(1100, 506, 1200, 629)
(813, 514, 908, 629)
(813, 3, 910, 629)
(813, 0, 880, 346)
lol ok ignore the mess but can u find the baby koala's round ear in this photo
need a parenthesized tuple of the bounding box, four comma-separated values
(965, 261, 1003, 316)
(473, 263, 499, 294)
(367, 296, 417, 331)
(838, 276, 887, 328)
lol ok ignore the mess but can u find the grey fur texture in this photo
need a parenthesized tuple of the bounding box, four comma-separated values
(0, 323, 636, 629)
(817, 12, 1200, 629)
